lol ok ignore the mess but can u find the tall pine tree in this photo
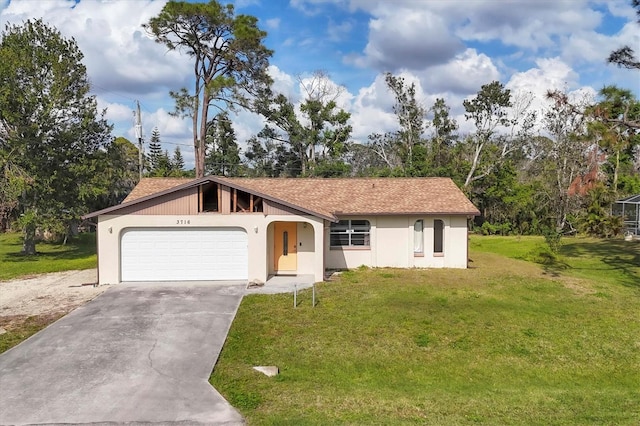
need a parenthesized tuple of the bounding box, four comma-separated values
(172, 146, 185, 173)
(147, 127, 163, 173)
(205, 112, 241, 176)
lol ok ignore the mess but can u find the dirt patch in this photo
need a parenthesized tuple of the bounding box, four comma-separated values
(557, 276, 598, 295)
(0, 269, 108, 329)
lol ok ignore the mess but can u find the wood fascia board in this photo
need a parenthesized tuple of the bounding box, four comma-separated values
(334, 210, 481, 217)
(81, 177, 212, 219)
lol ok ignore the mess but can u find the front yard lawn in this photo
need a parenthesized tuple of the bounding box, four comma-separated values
(211, 237, 640, 425)
(0, 232, 97, 281)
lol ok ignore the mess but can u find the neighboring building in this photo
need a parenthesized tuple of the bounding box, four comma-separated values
(83, 176, 480, 285)
(613, 194, 640, 236)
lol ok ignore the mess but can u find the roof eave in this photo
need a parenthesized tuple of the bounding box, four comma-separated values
(81, 177, 212, 219)
(333, 210, 481, 217)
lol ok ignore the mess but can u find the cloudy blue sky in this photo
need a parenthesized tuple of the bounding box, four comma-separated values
(1, 0, 638, 167)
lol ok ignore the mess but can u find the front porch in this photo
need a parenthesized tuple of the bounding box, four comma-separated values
(265, 219, 325, 283)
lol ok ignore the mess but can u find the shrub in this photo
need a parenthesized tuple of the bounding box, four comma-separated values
(543, 227, 562, 254)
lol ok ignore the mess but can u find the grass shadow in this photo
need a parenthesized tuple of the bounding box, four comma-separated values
(1, 233, 96, 280)
(560, 238, 640, 289)
(541, 259, 570, 277)
(3, 245, 86, 262)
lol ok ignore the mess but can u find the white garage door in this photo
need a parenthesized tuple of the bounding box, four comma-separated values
(120, 228, 248, 282)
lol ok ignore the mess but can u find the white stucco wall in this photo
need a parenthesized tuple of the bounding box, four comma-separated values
(412, 215, 470, 268)
(296, 222, 316, 275)
(324, 217, 374, 269)
(324, 215, 470, 270)
(96, 213, 324, 285)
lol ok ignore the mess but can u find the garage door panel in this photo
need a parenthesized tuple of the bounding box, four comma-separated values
(121, 228, 248, 282)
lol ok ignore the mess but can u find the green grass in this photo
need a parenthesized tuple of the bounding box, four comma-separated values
(0, 232, 97, 281)
(470, 234, 640, 287)
(211, 237, 640, 425)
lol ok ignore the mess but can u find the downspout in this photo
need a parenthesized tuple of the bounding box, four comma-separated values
(467, 216, 472, 268)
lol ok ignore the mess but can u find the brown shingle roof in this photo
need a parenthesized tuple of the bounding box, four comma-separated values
(221, 177, 479, 217)
(118, 176, 478, 218)
(122, 178, 192, 203)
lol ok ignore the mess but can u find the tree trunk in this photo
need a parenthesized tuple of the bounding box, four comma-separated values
(22, 221, 36, 255)
(198, 90, 211, 178)
(192, 94, 201, 178)
(613, 150, 620, 196)
(464, 140, 484, 187)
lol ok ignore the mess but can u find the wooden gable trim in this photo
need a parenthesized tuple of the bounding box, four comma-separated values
(82, 176, 337, 221)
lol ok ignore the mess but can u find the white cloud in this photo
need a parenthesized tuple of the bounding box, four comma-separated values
(97, 98, 134, 124)
(451, 1, 602, 50)
(506, 57, 580, 96)
(602, 0, 638, 18)
(351, 7, 463, 71)
(1, 0, 190, 96)
(349, 73, 406, 141)
(233, 0, 260, 8)
(230, 109, 267, 150)
(505, 57, 598, 132)
(289, 0, 344, 15)
(418, 49, 501, 95)
(268, 65, 299, 101)
(327, 19, 352, 41)
(265, 17, 280, 30)
(146, 109, 190, 140)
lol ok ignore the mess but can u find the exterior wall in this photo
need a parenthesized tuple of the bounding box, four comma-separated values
(376, 216, 410, 267)
(411, 215, 469, 268)
(296, 222, 316, 275)
(96, 213, 324, 285)
(324, 215, 470, 270)
(263, 200, 299, 215)
(324, 217, 374, 269)
(220, 185, 231, 214)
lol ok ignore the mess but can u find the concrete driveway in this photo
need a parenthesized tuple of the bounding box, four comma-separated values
(0, 282, 246, 425)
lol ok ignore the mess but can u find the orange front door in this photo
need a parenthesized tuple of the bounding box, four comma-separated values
(274, 222, 297, 272)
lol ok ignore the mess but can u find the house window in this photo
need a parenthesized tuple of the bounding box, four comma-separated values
(200, 183, 219, 212)
(283, 231, 289, 255)
(434, 219, 444, 254)
(230, 188, 263, 213)
(414, 220, 424, 255)
(330, 220, 370, 248)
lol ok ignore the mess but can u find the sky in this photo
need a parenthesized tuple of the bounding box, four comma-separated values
(0, 0, 638, 168)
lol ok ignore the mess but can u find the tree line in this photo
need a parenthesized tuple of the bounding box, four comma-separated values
(1, 0, 639, 255)
(147, 0, 639, 243)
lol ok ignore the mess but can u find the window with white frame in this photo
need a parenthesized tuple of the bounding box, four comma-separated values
(414, 220, 424, 254)
(330, 220, 371, 247)
(434, 219, 444, 254)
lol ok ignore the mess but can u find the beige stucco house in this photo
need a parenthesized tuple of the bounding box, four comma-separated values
(83, 176, 479, 285)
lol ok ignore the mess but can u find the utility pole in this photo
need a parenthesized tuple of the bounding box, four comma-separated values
(134, 100, 143, 181)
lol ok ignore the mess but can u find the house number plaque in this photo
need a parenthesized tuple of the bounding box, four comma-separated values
(176, 219, 191, 225)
